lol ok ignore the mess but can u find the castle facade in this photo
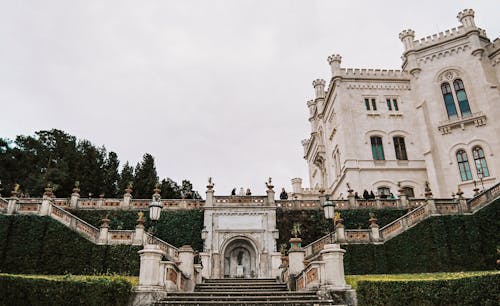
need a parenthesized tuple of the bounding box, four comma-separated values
(297, 9, 499, 199)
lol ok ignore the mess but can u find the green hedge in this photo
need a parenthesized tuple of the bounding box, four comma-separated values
(0, 215, 140, 275)
(69, 209, 204, 251)
(343, 199, 499, 274)
(0, 274, 132, 306)
(276, 208, 408, 246)
(356, 273, 500, 306)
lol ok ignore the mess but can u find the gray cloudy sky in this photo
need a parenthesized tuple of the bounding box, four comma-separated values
(1, 1, 498, 196)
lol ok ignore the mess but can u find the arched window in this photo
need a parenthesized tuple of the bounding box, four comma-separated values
(453, 79, 471, 117)
(441, 82, 458, 119)
(370, 136, 385, 160)
(456, 150, 472, 181)
(393, 136, 408, 160)
(402, 186, 415, 198)
(472, 146, 490, 178)
(377, 187, 391, 198)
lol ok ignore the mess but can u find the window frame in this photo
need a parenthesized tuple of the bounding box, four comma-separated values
(370, 136, 385, 160)
(393, 136, 408, 160)
(472, 146, 490, 178)
(456, 149, 473, 181)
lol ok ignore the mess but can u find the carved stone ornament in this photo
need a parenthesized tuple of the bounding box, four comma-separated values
(439, 69, 460, 82)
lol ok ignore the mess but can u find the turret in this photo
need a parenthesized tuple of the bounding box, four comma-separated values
(327, 54, 342, 77)
(399, 29, 415, 51)
(312, 79, 326, 99)
(306, 99, 316, 117)
(457, 9, 476, 29)
(291, 178, 302, 193)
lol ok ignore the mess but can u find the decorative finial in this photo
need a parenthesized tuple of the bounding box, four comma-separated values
(152, 183, 161, 202)
(12, 183, 20, 196)
(207, 177, 214, 190)
(137, 211, 144, 224)
(291, 223, 302, 238)
(265, 177, 274, 191)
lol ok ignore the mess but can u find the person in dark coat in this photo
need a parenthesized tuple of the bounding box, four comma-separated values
(369, 190, 376, 199)
(363, 189, 369, 200)
(280, 188, 288, 200)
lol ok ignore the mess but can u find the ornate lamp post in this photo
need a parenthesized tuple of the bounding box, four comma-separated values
(322, 196, 336, 243)
(477, 169, 485, 190)
(148, 186, 162, 236)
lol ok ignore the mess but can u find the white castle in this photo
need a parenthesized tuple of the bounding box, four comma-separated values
(294, 9, 499, 199)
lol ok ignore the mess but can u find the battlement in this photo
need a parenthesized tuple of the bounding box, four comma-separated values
(312, 79, 325, 87)
(339, 68, 408, 79)
(412, 26, 487, 50)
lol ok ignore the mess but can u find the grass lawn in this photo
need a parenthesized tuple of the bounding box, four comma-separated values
(345, 270, 500, 289)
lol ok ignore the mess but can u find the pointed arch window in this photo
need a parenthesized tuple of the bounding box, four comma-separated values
(393, 136, 408, 160)
(370, 136, 385, 160)
(456, 150, 472, 181)
(441, 82, 458, 119)
(453, 79, 471, 117)
(472, 146, 490, 178)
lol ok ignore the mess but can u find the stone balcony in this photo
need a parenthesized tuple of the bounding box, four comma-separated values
(438, 111, 486, 134)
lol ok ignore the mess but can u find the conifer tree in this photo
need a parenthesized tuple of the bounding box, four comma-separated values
(133, 153, 158, 199)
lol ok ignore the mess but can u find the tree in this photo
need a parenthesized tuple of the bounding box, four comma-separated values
(160, 178, 181, 199)
(102, 151, 120, 197)
(133, 153, 158, 199)
(118, 162, 134, 196)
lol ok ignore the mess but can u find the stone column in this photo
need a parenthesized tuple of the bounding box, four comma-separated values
(70, 185, 80, 209)
(205, 179, 214, 207)
(320, 244, 350, 289)
(375, 193, 382, 209)
(369, 217, 380, 242)
(424, 182, 437, 214)
(266, 178, 275, 206)
(97, 194, 105, 208)
(288, 237, 305, 275)
(7, 195, 18, 215)
(133, 218, 145, 245)
(398, 186, 408, 208)
(40, 192, 53, 216)
(271, 252, 282, 279)
(291, 178, 302, 193)
(178, 245, 194, 278)
(456, 188, 468, 213)
(122, 186, 132, 209)
(335, 219, 346, 243)
(200, 252, 211, 279)
(138, 244, 166, 288)
(347, 186, 355, 208)
(97, 218, 110, 245)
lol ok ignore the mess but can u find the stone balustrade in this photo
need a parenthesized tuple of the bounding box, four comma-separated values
(302, 183, 499, 260)
(4, 198, 180, 261)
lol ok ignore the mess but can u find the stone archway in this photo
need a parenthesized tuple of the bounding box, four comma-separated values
(222, 238, 258, 278)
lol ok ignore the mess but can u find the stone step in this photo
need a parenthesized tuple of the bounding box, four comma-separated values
(196, 288, 287, 292)
(161, 294, 322, 301)
(155, 301, 338, 305)
(167, 292, 318, 297)
(197, 282, 283, 286)
(195, 284, 287, 289)
(204, 278, 278, 283)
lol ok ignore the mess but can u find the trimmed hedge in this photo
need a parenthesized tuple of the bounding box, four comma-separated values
(276, 208, 408, 246)
(343, 199, 499, 274)
(0, 215, 140, 275)
(0, 273, 132, 306)
(69, 209, 204, 251)
(356, 272, 500, 306)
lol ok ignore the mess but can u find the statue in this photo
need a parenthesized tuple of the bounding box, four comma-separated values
(137, 211, 144, 222)
(291, 222, 302, 238)
(265, 177, 274, 190)
(334, 211, 341, 224)
(207, 177, 214, 190)
(237, 251, 244, 265)
(13, 183, 20, 193)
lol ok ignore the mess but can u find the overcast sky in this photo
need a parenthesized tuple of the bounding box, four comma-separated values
(1, 1, 498, 196)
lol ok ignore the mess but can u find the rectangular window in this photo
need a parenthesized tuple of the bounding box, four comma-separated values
(364, 98, 370, 110)
(370, 136, 385, 160)
(386, 99, 392, 111)
(393, 136, 408, 160)
(371, 98, 377, 111)
(393, 99, 399, 111)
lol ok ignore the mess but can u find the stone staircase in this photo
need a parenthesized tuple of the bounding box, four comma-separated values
(155, 278, 339, 305)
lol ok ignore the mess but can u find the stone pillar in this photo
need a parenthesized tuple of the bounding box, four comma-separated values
(347, 186, 355, 208)
(456, 188, 468, 213)
(70, 185, 80, 209)
(97, 218, 110, 245)
(138, 244, 166, 288)
(200, 252, 210, 279)
(271, 252, 282, 278)
(122, 186, 132, 209)
(288, 237, 305, 275)
(40, 194, 52, 216)
(369, 217, 380, 242)
(398, 186, 408, 208)
(97, 194, 105, 208)
(205, 179, 214, 207)
(7, 196, 18, 215)
(178, 245, 194, 278)
(375, 193, 382, 209)
(424, 182, 437, 214)
(320, 244, 350, 289)
(266, 178, 275, 206)
(133, 219, 145, 245)
(193, 263, 203, 284)
(335, 219, 346, 243)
